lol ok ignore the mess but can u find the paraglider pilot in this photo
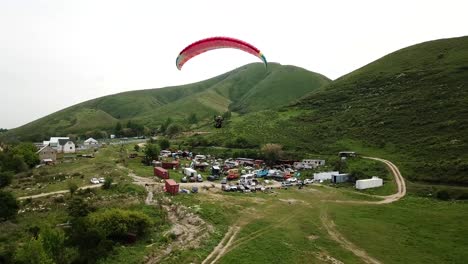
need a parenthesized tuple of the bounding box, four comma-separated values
(214, 115, 224, 128)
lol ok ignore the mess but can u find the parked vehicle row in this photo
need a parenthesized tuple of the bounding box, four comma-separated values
(90, 177, 105, 184)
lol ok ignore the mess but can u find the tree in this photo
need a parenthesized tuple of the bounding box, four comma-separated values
(14, 238, 54, 264)
(67, 134, 78, 142)
(67, 197, 92, 218)
(143, 144, 160, 164)
(68, 182, 78, 196)
(40, 226, 69, 264)
(166, 123, 183, 138)
(0, 191, 19, 221)
(158, 138, 170, 150)
(160, 117, 173, 134)
(187, 113, 198, 124)
(134, 144, 140, 152)
(102, 177, 113, 190)
(122, 128, 134, 137)
(114, 122, 123, 137)
(88, 209, 153, 238)
(12, 143, 40, 168)
(0, 171, 13, 188)
(261, 143, 283, 165)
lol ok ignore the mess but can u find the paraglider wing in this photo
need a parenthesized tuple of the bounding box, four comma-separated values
(176, 37, 267, 70)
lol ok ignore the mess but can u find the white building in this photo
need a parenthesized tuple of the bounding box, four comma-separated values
(47, 137, 69, 149)
(294, 159, 326, 170)
(313, 171, 339, 181)
(58, 139, 76, 154)
(331, 173, 350, 183)
(355, 176, 383, 190)
(84, 138, 99, 147)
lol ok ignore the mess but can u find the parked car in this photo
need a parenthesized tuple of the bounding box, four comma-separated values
(181, 176, 188, 183)
(207, 175, 220, 181)
(281, 181, 292, 187)
(287, 177, 297, 183)
(196, 174, 203, 182)
(220, 178, 227, 185)
(304, 179, 314, 184)
(98, 177, 105, 183)
(90, 178, 100, 184)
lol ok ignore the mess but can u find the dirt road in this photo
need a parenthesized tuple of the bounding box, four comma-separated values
(18, 183, 103, 200)
(320, 156, 406, 264)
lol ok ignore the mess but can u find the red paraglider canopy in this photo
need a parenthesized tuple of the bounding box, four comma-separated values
(176, 37, 267, 70)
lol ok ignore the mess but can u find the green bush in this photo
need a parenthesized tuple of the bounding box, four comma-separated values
(0, 191, 18, 221)
(102, 176, 113, 190)
(0, 171, 13, 188)
(88, 209, 153, 239)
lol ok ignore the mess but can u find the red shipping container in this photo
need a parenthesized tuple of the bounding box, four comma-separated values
(154, 167, 169, 179)
(162, 161, 179, 170)
(165, 179, 179, 195)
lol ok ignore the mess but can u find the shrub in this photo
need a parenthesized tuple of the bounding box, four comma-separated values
(68, 182, 78, 196)
(88, 209, 153, 239)
(0, 171, 13, 188)
(67, 197, 92, 218)
(102, 177, 113, 190)
(0, 191, 19, 221)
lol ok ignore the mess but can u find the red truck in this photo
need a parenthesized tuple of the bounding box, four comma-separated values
(154, 167, 169, 179)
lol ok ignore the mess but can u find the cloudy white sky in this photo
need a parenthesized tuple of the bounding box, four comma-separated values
(1, 0, 467, 129)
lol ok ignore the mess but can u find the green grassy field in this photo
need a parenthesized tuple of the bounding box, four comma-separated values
(328, 197, 468, 264)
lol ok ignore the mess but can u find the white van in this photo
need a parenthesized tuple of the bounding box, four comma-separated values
(183, 168, 197, 177)
(160, 150, 171, 157)
(240, 173, 255, 184)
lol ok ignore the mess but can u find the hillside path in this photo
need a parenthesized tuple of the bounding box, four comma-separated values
(18, 183, 103, 200)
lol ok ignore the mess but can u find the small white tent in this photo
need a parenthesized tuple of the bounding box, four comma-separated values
(84, 138, 99, 146)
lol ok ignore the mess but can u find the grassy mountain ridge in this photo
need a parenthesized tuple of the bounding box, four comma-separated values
(207, 36, 468, 185)
(6, 63, 330, 141)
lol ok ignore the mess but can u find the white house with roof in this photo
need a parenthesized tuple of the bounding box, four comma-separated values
(58, 139, 75, 153)
(84, 138, 99, 147)
(47, 137, 70, 150)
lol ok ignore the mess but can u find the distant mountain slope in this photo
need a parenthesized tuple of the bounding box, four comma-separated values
(210, 36, 468, 185)
(6, 63, 330, 141)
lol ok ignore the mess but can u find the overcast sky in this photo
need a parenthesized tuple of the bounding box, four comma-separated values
(1, 0, 467, 129)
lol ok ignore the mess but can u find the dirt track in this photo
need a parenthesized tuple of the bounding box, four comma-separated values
(18, 183, 103, 200)
(320, 156, 406, 264)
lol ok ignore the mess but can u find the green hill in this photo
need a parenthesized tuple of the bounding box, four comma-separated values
(5, 63, 330, 141)
(207, 36, 468, 186)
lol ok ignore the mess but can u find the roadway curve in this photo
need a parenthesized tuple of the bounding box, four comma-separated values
(321, 156, 406, 264)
